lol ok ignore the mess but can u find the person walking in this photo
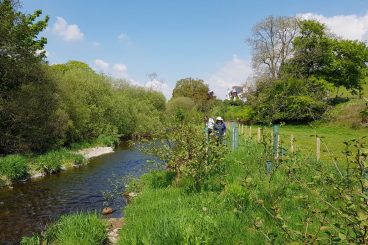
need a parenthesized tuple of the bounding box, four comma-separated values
(206, 117, 215, 135)
(213, 117, 226, 144)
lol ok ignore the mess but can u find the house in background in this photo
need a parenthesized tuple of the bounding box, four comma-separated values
(225, 83, 251, 102)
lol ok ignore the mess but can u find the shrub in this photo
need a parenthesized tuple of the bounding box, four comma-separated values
(0, 155, 28, 181)
(44, 212, 107, 245)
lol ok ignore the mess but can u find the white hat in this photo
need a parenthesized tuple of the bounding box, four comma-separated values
(216, 117, 223, 121)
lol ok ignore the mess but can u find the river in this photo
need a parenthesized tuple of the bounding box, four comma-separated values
(0, 142, 152, 244)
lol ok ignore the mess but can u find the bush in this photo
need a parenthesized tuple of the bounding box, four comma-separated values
(44, 212, 107, 245)
(0, 155, 28, 181)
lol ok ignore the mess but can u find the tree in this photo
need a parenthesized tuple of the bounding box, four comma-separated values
(0, 1, 68, 154)
(248, 77, 330, 123)
(287, 20, 368, 92)
(0, 0, 49, 96)
(247, 16, 298, 79)
(286, 20, 333, 79)
(172, 77, 212, 112)
(327, 39, 368, 93)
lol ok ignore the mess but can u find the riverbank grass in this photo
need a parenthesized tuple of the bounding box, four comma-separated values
(0, 155, 28, 185)
(21, 213, 107, 245)
(118, 135, 367, 244)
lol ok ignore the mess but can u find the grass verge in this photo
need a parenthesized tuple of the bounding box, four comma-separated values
(21, 212, 107, 245)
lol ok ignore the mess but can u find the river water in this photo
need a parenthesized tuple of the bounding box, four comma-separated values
(0, 142, 152, 244)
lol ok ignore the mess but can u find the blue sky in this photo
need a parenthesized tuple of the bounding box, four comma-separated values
(23, 0, 368, 99)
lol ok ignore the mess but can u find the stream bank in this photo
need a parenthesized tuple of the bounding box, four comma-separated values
(0, 142, 151, 244)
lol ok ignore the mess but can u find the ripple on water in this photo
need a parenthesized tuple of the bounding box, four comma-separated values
(0, 143, 151, 244)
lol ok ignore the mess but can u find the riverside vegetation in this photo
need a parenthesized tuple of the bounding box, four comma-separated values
(2, 0, 368, 244)
(0, 0, 166, 185)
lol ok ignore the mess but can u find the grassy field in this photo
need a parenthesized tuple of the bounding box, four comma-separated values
(117, 136, 367, 244)
(239, 124, 368, 162)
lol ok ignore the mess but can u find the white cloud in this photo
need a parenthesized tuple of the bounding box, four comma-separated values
(118, 33, 132, 46)
(298, 12, 368, 41)
(53, 17, 84, 41)
(207, 55, 252, 99)
(113, 63, 128, 79)
(92, 41, 101, 47)
(94, 59, 110, 72)
(145, 78, 171, 99)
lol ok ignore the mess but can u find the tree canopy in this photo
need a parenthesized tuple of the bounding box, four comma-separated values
(172, 77, 213, 112)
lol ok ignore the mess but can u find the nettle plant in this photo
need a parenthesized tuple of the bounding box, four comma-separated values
(139, 120, 228, 192)
(252, 134, 368, 243)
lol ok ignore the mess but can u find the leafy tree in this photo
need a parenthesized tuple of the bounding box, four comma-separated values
(287, 20, 368, 92)
(0, 1, 69, 154)
(0, 0, 49, 96)
(166, 97, 199, 123)
(172, 77, 212, 112)
(285, 20, 333, 79)
(326, 39, 368, 93)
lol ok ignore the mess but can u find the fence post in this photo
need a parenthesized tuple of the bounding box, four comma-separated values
(257, 127, 261, 143)
(249, 126, 252, 138)
(241, 124, 244, 135)
(290, 134, 294, 153)
(316, 137, 321, 161)
(273, 124, 280, 160)
(231, 122, 238, 151)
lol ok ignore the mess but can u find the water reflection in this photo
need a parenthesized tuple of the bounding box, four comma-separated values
(0, 143, 151, 244)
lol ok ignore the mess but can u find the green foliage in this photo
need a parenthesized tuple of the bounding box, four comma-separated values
(0, 2, 69, 154)
(224, 105, 253, 123)
(286, 19, 368, 92)
(33, 149, 85, 174)
(249, 77, 329, 123)
(172, 77, 213, 112)
(0, 154, 28, 181)
(166, 97, 200, 123)
(119, 133, 368, 244)
(140, 121, 228, 192)
(325, 99, 367, 128)
(20, 234, 41, 245)
(43, 212, 107, 245)
(0, 0, 49, 95)
(142, 170, 176, 189)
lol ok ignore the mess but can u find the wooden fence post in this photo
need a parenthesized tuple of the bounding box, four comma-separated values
(241, 124, 244, 135)
(249, 126, 252, 138)
(276, 135, 280, 159)
(257, 127, 261, 143)
(316, 137, 321, 161)
(290, 134, 294, 153)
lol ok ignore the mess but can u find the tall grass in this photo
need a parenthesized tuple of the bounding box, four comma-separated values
(0, 155, 28, 182)
(32, 149, 85, 174)
(43, 212, 107, 245)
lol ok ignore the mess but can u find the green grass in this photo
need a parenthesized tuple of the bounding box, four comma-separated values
(42, 212, 107, 245)
(0, 154, 28, 182)
(69, 134, 119, 150)
(32, 149, 85, 174)
(242, 124, 368, 162)
(118, 136, 367, 244)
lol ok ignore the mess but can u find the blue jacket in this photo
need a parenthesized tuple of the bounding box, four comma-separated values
(214, 122, 226, 136)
